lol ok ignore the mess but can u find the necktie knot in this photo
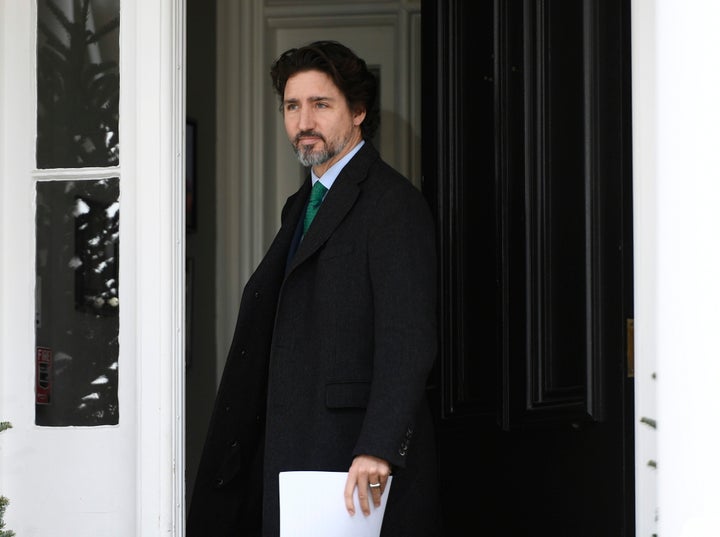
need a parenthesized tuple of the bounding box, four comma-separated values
(303, 181, 328, 234)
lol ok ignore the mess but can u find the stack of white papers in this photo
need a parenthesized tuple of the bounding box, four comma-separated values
(279, 471, 393, 537)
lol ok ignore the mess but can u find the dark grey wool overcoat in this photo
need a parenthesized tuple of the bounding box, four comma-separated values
(187, 141, 442, 537)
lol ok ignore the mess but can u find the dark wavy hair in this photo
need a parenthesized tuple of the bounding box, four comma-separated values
(270, 40, 379, 141)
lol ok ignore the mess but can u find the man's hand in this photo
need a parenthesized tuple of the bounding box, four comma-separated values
(344, 454, 392, 516)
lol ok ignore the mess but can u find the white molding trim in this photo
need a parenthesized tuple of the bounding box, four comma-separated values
(631, 2, 658, 535)
(130, 0, 186, 534)
(172, 2, 187, 533)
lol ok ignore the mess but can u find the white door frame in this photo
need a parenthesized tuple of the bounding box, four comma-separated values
(129, 0, 186, 534)
(0, 1, 186, 535)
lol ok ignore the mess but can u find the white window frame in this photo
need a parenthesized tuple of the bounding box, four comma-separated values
(0, 1, 186, 535)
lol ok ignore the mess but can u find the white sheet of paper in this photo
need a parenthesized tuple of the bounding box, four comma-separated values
(279, 471, 392, 537)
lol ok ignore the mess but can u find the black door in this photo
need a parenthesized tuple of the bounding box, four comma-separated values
(421, 1, 635, 535)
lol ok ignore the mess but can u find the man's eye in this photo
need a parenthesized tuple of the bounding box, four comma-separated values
(285, 103, 298, 111)
(316, 102, 328, 109)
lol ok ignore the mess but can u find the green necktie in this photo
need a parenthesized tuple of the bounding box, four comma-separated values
(303, 181, 328, 234)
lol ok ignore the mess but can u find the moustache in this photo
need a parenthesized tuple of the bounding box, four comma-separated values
(295, 131, 325, 145)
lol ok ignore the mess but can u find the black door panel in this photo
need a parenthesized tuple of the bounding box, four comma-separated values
(422, 1, 635, 535)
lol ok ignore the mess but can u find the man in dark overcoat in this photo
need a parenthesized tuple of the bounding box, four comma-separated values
(187, 40, 442, 537)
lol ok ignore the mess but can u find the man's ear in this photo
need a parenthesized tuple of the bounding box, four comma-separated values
(353, 108, 367, 126)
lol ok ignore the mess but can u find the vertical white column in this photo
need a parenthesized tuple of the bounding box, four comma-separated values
(655, 1, 720, 535)
(129, 0, 186, 534)
(0, 3, 35, 533)
(631, 1, 658, 535)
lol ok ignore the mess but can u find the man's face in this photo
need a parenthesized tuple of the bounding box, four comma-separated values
(282, 70, 365, 176)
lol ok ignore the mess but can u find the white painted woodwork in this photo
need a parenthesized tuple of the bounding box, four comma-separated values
(631, 2, 659, 535)
(0, 1, 186, 535)
(633, 1, 720, 535)
(654, 1, 720, 535)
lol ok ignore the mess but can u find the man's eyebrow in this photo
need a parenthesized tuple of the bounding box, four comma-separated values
(283, 95, 335, 105)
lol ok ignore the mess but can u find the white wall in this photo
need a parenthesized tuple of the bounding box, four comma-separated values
(633, 1, 720, 535)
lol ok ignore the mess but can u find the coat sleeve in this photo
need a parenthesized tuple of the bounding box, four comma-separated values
(351, 175, 438, 470)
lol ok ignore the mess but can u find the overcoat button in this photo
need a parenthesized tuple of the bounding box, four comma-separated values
(230, 440, 239, 448)
(214, 477, 224, 487)
(254, 291, 261, 299)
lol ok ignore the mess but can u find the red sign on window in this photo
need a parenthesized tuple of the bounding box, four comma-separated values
(36, 347, 53, 405)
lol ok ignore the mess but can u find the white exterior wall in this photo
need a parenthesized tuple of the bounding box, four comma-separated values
(633, 1, 720, 535)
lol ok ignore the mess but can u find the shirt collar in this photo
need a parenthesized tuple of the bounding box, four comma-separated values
(311, 140, 365, 190)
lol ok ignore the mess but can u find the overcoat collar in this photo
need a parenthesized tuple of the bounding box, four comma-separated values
(285, 141, 380, 275)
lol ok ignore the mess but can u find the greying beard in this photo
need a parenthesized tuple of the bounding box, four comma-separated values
(295, 145, 333, 167)
(293, 132, 350, 167)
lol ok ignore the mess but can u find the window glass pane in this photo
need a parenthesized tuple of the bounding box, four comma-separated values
(37, 0, 120, 168)
(35, 178, 120, 426)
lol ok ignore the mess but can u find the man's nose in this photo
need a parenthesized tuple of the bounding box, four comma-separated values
(298, 106, 315, 130)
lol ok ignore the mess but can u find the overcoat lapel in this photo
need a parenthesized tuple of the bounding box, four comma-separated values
(285, 143, 376, 275)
